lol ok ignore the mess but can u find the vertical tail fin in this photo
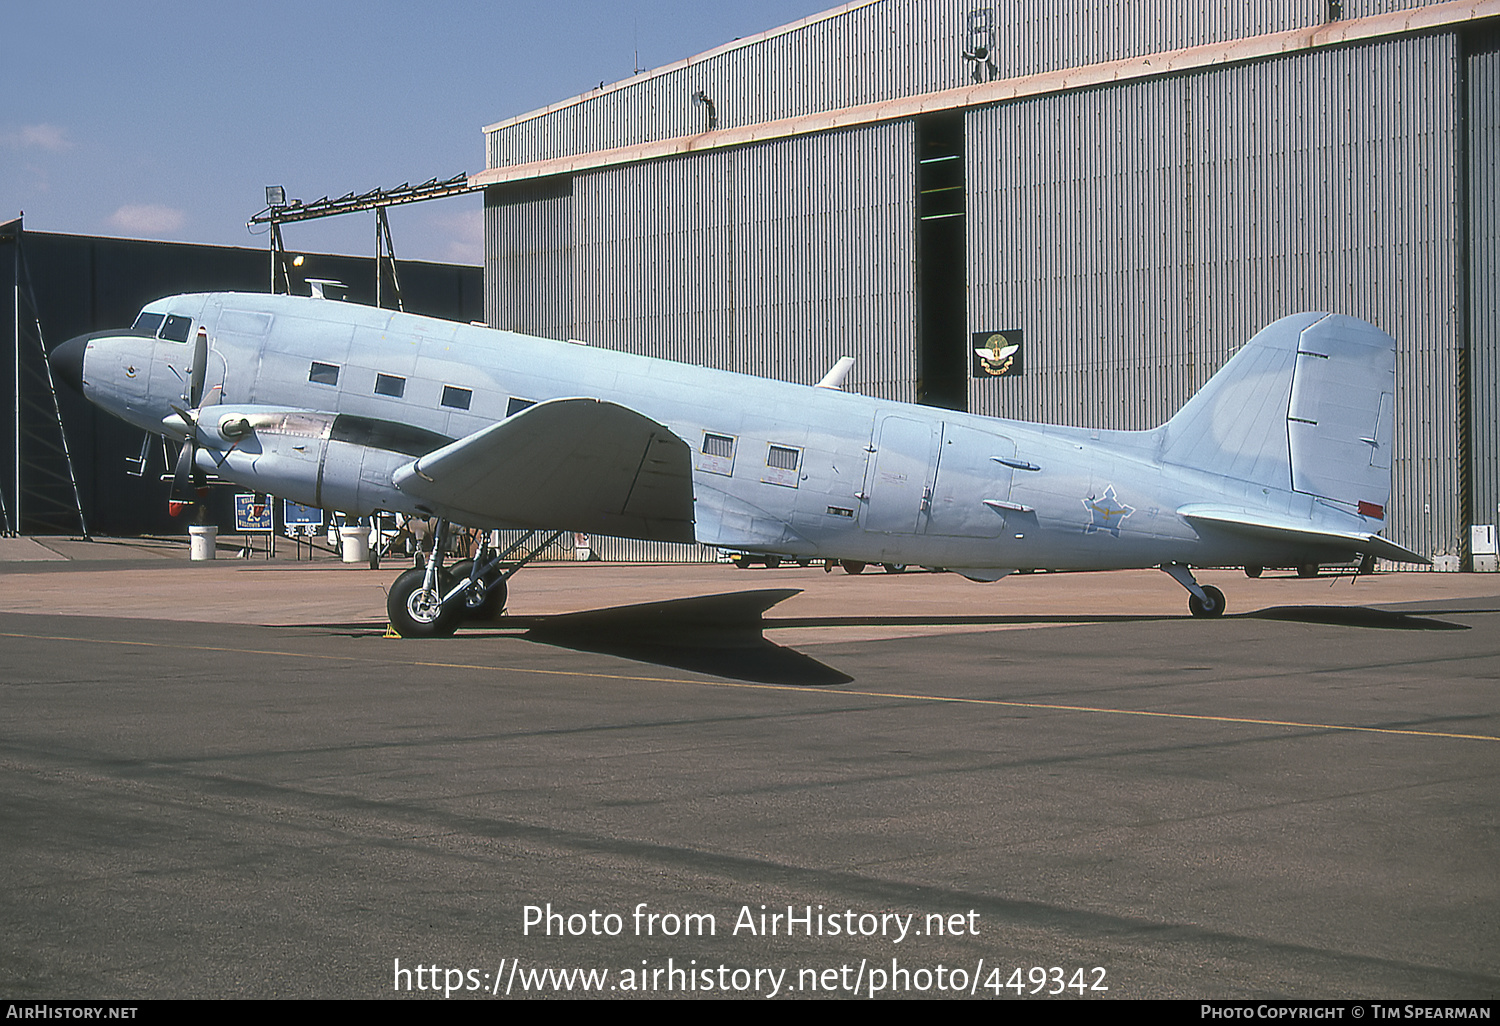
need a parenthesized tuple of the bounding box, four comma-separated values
(1161, 313, 1397, 517)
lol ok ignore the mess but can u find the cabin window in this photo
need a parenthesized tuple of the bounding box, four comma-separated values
(506, 397, 536, 417)
(761, 444, 802, 488)
(696, 431, 737, 477)
(131, 312, 164, 336)
(441, 385, 472, 410)
(159, 314, 193, 343)
(767, 445, 800, 471)
(375, 373, 406, 398)
(309, 362, 340, 386)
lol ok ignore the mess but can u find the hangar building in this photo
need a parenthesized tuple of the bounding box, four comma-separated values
(474, 0, 1500, 567)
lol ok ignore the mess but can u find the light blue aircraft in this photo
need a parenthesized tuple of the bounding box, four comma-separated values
(50, 293, 1427, 636)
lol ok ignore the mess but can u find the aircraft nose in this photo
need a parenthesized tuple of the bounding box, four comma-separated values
(50, 334, 88, 393)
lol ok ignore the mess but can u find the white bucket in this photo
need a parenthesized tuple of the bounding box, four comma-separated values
(340, 525, 370, 564)
(189, 524, 218, 561)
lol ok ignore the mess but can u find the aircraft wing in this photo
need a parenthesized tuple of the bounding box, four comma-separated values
(1177, 504, 1430, 565)
(392, 397, 696, 541)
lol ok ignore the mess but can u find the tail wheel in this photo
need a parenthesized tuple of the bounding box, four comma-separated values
(1188, 585, 1227, 619)
(840, 560, 866, 575)
(387, 567, 461, 637)
(448, 560, 507, 620)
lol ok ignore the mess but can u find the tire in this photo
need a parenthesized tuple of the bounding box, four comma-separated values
(731, 555, 752, 569)
(1188, 584, 1227, 619)
(764, 556, 782, 569)
(448, 560, 507, 620)
(387, 567, 461, 637)
(882, 563, 907, 574)
(840, 560, 866, 575)
(1297, 564, 1319, 578)
(1244, 565, 1262, 578)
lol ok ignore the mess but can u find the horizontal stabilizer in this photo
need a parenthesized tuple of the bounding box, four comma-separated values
(1178, 505, 1429, 565)
(393, 397, 695, 541)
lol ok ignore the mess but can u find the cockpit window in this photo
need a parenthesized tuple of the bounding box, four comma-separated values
(131, 312, 165, 336)
(159, 314, 193, 343)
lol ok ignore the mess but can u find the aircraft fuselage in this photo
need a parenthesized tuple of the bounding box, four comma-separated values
(55, 292, 1412, 582)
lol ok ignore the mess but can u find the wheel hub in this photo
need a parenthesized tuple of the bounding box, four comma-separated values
(406, 588, 444, 624)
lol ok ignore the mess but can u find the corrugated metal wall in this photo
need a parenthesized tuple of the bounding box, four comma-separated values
(965, 74, 1192, 431)
(490, 125, 916, 397)
(1470, 33, 1500, 543)
(484, 177, 573, 339)
(965, 32, 1465, 559)
(486, 0, 1454, 169)
(727, 123, 916, 401)
(570, 151, 735, 365)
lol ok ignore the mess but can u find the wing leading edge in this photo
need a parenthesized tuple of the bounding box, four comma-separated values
(392, 397, 696, 541)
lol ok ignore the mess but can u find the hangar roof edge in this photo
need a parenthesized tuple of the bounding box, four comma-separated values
(479, 0, 878, 136)
(471, 0, 1500, 191)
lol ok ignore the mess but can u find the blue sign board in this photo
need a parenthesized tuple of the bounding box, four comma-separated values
(283, 500, 324, 528)
(234, 494, 273, 532)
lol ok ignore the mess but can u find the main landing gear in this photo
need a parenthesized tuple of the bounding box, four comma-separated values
(386, 522, 564, 638)
(1162, 563, 1226, 619)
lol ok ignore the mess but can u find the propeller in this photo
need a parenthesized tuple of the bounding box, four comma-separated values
(167, 328, 214, 516)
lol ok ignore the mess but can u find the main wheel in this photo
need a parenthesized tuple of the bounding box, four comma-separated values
(1244, 565, 1262, 578)
(387, 567, 461, 637)
(447, 560, 507, 620)
(1297, 564, 1320, 578)
(882, 563, 907, 574)
(1188, 584, 1227, 619)
(841, 560, 866, 575)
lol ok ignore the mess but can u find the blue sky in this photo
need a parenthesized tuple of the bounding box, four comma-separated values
(2, 0, 829, 265)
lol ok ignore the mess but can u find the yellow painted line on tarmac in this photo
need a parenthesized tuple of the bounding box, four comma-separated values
(4, 629, 1497, 744)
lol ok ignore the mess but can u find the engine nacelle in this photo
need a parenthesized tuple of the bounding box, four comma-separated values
(189, 405, 439, 517)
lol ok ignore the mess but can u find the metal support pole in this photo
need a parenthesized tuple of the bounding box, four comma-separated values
(269, 221, 293, 295)
(13, 245, 20, 532)
(376, 207, 403, 312)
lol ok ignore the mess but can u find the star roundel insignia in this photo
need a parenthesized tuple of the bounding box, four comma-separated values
(1082, 485, 1135, 536)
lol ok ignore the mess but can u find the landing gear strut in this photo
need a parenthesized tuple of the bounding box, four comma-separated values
(388, 520, 460, 637)
(385, 522, 564, 638)
(1162, 563, 1226, 619)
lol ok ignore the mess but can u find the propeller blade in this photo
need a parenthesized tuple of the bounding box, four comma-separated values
(170, 440, 197, 504)
(188, 329, 208, 407)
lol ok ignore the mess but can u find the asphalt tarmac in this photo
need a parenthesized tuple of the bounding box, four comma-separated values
(1, 537, 1497, 999)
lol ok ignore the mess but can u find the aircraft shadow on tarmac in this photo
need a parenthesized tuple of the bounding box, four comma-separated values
(485, 591, 1469, 686)
(1242, 605, 1470, 630)
(502, 589, 853, 686)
